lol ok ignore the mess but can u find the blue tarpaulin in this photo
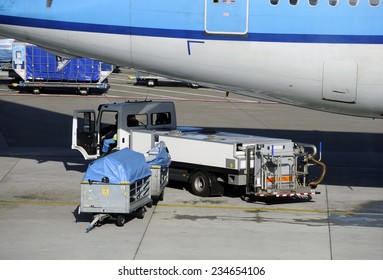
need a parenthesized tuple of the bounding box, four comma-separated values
(24, 45, 111, 82)
(146, 141, 171, 168)
(83, 148, 152, 184)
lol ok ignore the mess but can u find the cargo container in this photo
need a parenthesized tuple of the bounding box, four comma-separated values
(11, 43, 113, 95)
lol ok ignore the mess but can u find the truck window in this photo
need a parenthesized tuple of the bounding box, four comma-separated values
(152, 112, 171, 125)
(128, 114, 147, 127)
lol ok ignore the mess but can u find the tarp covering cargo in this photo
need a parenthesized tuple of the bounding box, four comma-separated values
(25, 46, 104, 82)
(12, 43, 112, 83)
(83, 148, 151, 184)
(0, 39, 13, 62)
(146, 141, 171, 168)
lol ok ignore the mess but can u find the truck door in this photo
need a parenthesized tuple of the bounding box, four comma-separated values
(72, 110, 98, 160)
(205, 0, 249, 35)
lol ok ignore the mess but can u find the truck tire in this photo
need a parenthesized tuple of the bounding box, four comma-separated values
(147, 80, 156, 87)
(79, 89, 89, 95)
(190, 170, 211, 197)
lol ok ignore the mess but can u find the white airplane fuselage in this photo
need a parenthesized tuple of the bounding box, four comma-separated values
(0, 0, 382, 118)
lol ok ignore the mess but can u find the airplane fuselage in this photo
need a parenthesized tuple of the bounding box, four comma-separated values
(0, 0, 382, 118)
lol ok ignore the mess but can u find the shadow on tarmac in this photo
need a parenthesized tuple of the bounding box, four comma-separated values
(0, 99, 382, 189)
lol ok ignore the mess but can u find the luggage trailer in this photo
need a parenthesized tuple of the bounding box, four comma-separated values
(80, 145, 170, 231)
(80, 178, 152, 232)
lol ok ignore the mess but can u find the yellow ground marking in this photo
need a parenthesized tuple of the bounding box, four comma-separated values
(0, 201, 380, 216)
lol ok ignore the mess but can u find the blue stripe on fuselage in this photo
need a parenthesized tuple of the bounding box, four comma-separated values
(0, 15, 382, 44)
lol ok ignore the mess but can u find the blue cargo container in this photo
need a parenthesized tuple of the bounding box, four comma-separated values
(11, 43, 113, 94)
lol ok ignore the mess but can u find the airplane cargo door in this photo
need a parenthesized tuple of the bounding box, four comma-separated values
(322, 60, 358, 103)
(205, 0, 249, 35)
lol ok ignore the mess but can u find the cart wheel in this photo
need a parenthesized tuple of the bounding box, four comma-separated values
(146, 201, 153, 208)
(116, 214, 125, 227)
(136, 207, 145, 219)
(159, 190, 165, 201)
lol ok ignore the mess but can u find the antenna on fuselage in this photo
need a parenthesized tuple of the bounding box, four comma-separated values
(46, 0, 53, 8)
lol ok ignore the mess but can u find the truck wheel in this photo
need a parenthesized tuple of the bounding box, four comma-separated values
(116, 214, 125, 227)
(189, 83, 199, 89)
(190, 170, 211, 197)
(79, 89, 89, 95)
(147, 80, 155, 87)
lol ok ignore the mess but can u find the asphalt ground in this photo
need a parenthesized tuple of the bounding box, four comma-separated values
(0, 68, 382, 262)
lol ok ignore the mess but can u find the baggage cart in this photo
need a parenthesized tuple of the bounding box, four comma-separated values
(80, 178, 152, 231)
(80, 145, 170, 231)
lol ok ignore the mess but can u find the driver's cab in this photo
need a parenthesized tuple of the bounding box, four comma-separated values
(72, 101, 177, 160)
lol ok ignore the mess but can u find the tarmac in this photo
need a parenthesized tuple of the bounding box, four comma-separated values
(0, 68, 382, 260)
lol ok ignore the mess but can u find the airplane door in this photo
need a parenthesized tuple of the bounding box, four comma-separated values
(205, 0, 249, 35)
(322, 61, 358, 103)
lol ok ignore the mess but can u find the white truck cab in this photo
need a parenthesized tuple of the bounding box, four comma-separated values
(72, 101, 176, 160)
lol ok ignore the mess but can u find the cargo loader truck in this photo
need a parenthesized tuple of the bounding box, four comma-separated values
(72, 101, 326, 198)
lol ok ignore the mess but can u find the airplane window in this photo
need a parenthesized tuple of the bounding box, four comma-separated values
(349, 0, 358, 6)
(213, 0, 219, 3)
(289, 0, 298, 5)
(329, 0, 338, 6)
(270, 0, 279, 5)
(309, 0, 318, 6)
(370, 0, 380, 6)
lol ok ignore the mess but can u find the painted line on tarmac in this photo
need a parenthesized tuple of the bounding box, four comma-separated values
(1, 201, 380, 216)
(0, 91, 271, 104)
(0, 201, 79, 206)
(157, 203, 363, 215)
